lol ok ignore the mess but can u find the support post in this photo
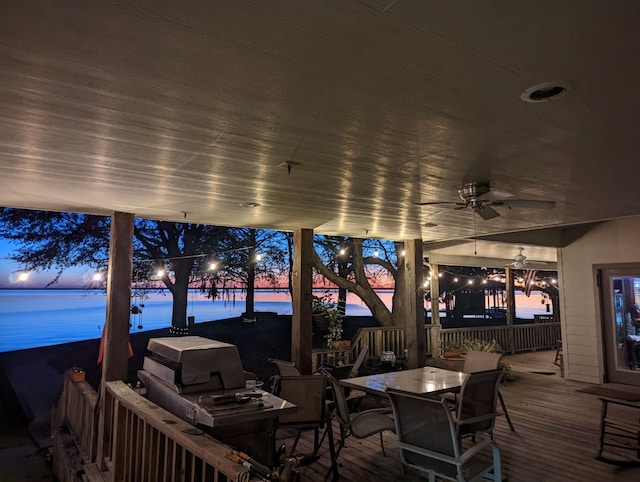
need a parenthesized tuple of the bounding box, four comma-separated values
(96, 211, 134, 468)
(430, 262, 442, 360)
(506, 267, 516, 354)
(292, 229, 314, 374)
(402, 239, 425, 368)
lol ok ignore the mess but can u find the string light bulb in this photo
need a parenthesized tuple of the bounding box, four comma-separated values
(255, 253, 263, 262)
(93, 272, 103, 281)
(18, 272, 29, 281)
(209, 262, 217, 270)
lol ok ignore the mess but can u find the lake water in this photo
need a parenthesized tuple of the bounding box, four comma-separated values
(0, 289, 383, 352)
(0, 288, 548, 352)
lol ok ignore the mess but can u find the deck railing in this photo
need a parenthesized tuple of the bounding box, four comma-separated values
(51, 370, 99, 464)
(312, 322, 560, 370)
(100, 380, 250, 482)
(52, 373, 252, 481)
(440, 323, 560, 354)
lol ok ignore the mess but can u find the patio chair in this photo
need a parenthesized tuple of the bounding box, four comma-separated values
(387, 388, 502, 482)
(453, 369, 503, 442)
(268, 358, 302, 392)
(323, 345, 369, 410)
(324, 373, 396, 480)
(274, 374, 335, 459)
(462, 351, 515, 432)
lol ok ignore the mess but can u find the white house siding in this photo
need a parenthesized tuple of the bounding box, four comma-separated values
(559, 216, 640, 384)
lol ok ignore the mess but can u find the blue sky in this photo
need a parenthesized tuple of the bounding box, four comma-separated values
(0, 238, 91, 289)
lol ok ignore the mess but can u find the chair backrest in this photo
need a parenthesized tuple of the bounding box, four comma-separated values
(327, 364, 354, 380)
(463, 350, 502, 373)
(352, 345, 369, 373)
(269, 358, 302, 376)
(327, 345, 369, 380)
(327, 374, 351, 428)
(387, 389, 460, 479)
(456, 369, 502, 437)
(275, 375, 328, 429)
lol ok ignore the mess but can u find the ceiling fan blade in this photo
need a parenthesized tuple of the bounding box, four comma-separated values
(492, 199, 556, 209)
(474, 205, 500, 220)
(415, 201, 466, 207)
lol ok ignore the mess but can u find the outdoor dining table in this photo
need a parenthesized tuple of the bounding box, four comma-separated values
(339, 366, 469, 398)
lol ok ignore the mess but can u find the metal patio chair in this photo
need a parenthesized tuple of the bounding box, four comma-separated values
(462, 351, 515, 432)
(274, 374, 335, 459)
(387, 388, 503, 482)
(324, 373, 396, 480)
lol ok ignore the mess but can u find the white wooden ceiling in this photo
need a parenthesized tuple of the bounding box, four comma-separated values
(2, 1, 639, 264)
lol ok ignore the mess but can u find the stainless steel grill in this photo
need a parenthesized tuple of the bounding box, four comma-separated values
(137, 336, 295, 465)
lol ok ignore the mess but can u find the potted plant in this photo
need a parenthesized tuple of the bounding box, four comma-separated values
(440, 340, 465, 370)
(312, 294, 332, 331)
(441, 340, 462, 358)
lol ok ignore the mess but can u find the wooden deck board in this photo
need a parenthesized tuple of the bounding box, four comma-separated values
(274, 351, 640, 481)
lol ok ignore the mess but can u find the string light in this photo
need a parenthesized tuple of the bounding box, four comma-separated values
(401, 250, 406, 256)
(255, 253, 263, 262)
(209, 262, 217, 270)
(18, 272, 29, 281)
(93, 272, 103, 281)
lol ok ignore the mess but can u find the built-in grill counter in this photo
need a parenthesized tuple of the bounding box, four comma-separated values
(137, 336, 295, 465)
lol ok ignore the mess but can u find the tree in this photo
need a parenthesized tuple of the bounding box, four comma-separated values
(312, 236, 409, 327)
(132, 219, 230, 332)
(214, 228, 289, 319)
(0, 208, 232, 332)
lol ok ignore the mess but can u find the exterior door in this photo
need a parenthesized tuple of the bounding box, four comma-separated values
(600, 267, 640, 385)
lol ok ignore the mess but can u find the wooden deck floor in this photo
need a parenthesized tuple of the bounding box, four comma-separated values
(276, 350, 640, 481)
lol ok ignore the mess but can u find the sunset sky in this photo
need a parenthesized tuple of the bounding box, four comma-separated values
(0, 238, 93, 288)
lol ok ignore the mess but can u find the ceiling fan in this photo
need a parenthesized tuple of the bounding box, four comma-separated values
(506, 247, 529, 269)
(415, 182, 556, 220)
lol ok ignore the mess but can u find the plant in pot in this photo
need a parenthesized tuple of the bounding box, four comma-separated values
(311, 293, 332, 325)
(441, 340, 462, 358)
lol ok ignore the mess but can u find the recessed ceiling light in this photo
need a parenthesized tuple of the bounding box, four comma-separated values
(521, 81, 571, 103)
(240, 202, 260, 208)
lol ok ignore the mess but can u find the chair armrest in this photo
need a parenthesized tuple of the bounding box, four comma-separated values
(350, 407, 393, 420)
(452, 412, 498, 426)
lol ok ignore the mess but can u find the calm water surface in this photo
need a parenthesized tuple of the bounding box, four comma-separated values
(0, 288, 547, 352)
(0, 289, 381, 352)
